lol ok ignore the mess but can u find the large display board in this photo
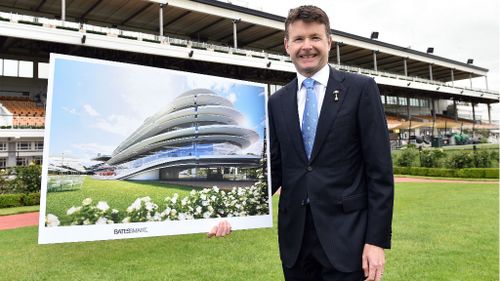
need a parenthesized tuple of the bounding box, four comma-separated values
(39, 54, 271, 244)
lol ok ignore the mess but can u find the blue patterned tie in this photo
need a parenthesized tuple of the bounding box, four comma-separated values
(301, 78, 318, 160)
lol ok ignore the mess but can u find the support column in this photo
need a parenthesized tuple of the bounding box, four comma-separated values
(488, 104, 492, 123)
(451, 69, 455, 86)
(406, 96, 411, 142)
(232, 19, 239, 49)
(403, 58, 408, 76)
(428, 64, 433, 81)
(472, 103, 476, 138)
(431, 98, 436, 137)
(61, 0, 66, 21)
(373, 51, 378, 71)
(159, 4, 165, 38)
(453, 100, 458, 122)
(485, 76, 489, 90)
(336, 43, 341, 64)
(469, 73, 473, 88)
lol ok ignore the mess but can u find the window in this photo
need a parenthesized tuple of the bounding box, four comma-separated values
(387, 96, 398, 105)
(33, 157, 42, 165)
(17, 142, 31, 150)
(410, 98, 419, 107)
(398, 97, 407, 106)
(0, 142, 6, 151)
(38, 62, 49, 79)
(3, 59, 17, 76)
(35, 142, 44, 150)
(0, 158, 6, 168)
(16, 157, 27, 166)
(18, 61, 33, 78)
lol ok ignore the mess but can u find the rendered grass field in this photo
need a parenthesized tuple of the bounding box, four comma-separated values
(0, 182, 497, 281)
(45, 177, 196, 224)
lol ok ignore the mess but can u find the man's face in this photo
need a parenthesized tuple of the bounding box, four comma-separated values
(285, 20, 332, 77)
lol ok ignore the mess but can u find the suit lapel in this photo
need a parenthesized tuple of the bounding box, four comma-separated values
(309, 66, 347, 163)
(280, 79, 308, 162)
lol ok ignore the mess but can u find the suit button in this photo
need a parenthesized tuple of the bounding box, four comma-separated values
(306, 166, 313, 172)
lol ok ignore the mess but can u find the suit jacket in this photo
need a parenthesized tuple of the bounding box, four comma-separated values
(268, 66, 394, 272)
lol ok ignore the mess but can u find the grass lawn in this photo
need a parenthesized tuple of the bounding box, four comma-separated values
(46, 177, 196, 224)
(0, 205, 39, 216)
(0, 182, 497, 281)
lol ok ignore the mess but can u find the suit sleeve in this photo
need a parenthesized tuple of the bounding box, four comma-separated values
(357, 78, 394, 249)
(268, 98, 282, 195)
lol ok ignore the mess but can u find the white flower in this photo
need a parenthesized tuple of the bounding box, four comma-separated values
(82, 198, 92, 206)
(202, 200, 209, 206)
(203, 212, 211, 219)
(122, 217, 131, 223)
(130, 198, 142, 211)
(83, 219, 91, 225)
(96, 217, 108, 224)
(112, 209, 119, 214)
(213, 186, 219, 193)
(170, 209, 177, 216)
(200, 194, 207, 201)
(210, 195, 216, 201)
(178, 213, 186, 220)
(186, 214, 194, 220)
(195, 206, 202, 214)
(181, 197, 188, 206)
(142, 196, 151, 202)
(45, 214, 60, 227)
(96, 201, 110, 212)
(145, 202, 156, 211)
(207, 206, 214, 212)
(66, 206, 78, 216)
(190, 190, 196, 196)
(171, 196, 177, 204)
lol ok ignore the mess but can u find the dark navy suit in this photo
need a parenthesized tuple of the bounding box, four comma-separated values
(268, 66, 394, 273)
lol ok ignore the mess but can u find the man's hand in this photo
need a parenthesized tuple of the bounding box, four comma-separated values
(207, 220, 232, 238)
(362, 243, 385, 281)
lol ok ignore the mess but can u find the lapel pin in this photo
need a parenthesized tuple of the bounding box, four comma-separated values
(333, 90, 339, 102)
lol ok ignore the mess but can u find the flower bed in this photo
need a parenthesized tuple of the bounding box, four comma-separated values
(46, 184, 269, 227)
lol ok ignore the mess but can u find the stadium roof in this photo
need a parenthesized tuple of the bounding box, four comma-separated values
(0, 0, 489, 82)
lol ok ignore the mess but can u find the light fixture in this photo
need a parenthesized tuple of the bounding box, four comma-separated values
(266, 61, 271, 68)
(467, 59, 474, 64)
(370, 32, 379, 39)
(81, 35, 86, 44)
(188, 50, 194, 58)
(426, 47, 434, 54)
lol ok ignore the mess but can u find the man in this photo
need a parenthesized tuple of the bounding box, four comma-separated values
(210, 5, 393, 281)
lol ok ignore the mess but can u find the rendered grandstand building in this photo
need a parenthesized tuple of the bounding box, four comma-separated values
(106, 88, 261, 180)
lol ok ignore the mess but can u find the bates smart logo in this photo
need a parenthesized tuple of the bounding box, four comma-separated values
(114, 227, 148, 235)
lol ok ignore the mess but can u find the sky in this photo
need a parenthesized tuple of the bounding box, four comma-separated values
(48, 56, 266, 161)
(234, 0, 499, 119)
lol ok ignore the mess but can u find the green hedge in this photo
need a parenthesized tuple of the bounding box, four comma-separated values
(394, 167, 499, 179)
(0, 193, 40, 208)
(0, 194, 23, 208)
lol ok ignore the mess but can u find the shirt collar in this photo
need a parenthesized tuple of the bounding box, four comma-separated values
(297, 64, 330, 89)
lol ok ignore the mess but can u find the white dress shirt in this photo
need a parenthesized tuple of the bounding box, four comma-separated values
(297, 64, 330, 129)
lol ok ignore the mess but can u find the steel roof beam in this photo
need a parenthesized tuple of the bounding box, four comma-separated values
(79, 0, 104, 21)
(163, 10, 191, 29)
(120, 2, 154, 26)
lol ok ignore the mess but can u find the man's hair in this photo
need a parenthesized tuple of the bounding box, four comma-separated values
(285, 5, 331, 39)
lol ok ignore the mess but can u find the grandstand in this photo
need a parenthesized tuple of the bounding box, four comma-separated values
(0, 0, 498, 169)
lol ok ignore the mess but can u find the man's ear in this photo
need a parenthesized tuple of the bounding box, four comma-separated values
(328, 34, 333, 50)
(284, 38, 290, 55)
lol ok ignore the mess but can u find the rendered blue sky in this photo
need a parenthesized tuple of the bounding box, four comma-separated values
(48, 56, 266, 161)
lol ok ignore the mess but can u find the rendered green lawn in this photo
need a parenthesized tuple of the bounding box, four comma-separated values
(0, 182, 497, 281)
(0, 205, 39, 216)
(45, 177, 196, 223)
